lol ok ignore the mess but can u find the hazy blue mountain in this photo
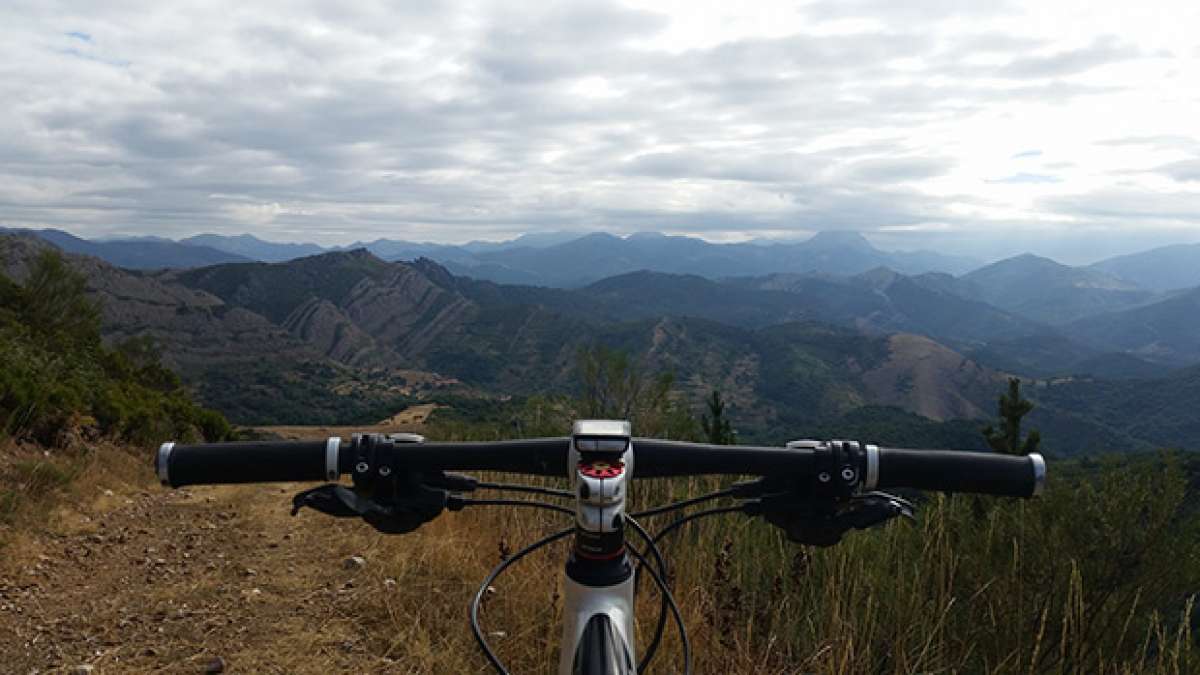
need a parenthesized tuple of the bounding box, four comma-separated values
(580, 271, 823, 327)
(458, 231, 981, 287)
(15, 230, 1197, 453)
(960, 253, 1156, 324)
(737, 267, 1044, 345)
(1, 228, 251, 269)
(1067, 286, 1200, 365)
(459, 231, 586, 253)
(439, 259, 549, 286)
(95, 234, 176, 243)
(182, 233, 326, 263)
(1090, 243, 1200, 291)
(341, 238, 478, 265)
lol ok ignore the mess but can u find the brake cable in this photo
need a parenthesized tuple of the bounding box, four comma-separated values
(451, 497, 575, 517)
(625, 515, 692, 675)
(652, 504, 749, 545)
(471, 526, 574, 674)
(629, 486, 738, 518)
(474, 481, 575, 499)
(633, 504, 751, 670)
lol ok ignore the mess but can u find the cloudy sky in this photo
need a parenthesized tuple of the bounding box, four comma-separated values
(2, 0, 1199, 262)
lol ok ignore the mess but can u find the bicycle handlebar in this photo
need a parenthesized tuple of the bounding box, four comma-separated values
(158, 436, 1046, 498)
(874, 447, 1045, 497)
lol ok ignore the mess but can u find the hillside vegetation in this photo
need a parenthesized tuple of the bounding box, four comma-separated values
(0, 249, 231, 534)
(6, 233, 1200, 455)
(410, 382, 1200, 674)
(0, 248, 1196, 672)
(0, 249, 229, 448)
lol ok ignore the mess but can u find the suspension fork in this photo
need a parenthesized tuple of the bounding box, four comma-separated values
(559, 420, 637, 674)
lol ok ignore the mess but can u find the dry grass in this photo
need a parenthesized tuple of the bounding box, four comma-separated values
(336, 471, 1197, 674)
(2, 437, 1195, 674)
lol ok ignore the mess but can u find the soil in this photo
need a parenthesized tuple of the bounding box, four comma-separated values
(0, 480, 416, 674)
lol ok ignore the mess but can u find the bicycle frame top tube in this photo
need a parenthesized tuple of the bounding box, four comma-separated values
(560, 420, 637, 674)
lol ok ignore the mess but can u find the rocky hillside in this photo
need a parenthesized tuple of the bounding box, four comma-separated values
(0, 235, 1013, 433)
(165, 250, 473, 367)
(0, 236, 428, 425)
(14, 232, 1199, 453)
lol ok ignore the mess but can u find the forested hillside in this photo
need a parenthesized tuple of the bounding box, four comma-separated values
(3, 233, 1198, 455)
(0, 243, 229, 448)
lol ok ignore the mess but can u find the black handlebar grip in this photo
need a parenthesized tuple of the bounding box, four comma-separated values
(156, 438, 342, 488)
(872, 448, 1046, 497)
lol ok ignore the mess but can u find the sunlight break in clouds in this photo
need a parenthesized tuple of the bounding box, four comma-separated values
(0, 0, 1198, 261)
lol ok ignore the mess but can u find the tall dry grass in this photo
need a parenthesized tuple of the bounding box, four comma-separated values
(335, 457, 1197, 674)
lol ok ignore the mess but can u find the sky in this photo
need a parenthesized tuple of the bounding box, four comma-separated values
(1, 0, 1199, 263)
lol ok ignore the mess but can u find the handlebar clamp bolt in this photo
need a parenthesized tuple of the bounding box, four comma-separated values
(379, 466, 392, 477)
(355, 462, 369, 474)
(841, 468, 856, 482)
(818, 472, 831, 483)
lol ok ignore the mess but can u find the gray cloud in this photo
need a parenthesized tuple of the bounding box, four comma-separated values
(0, 0, 1192, 252)
(1098, 135, 1200, 150)
(799, 0, 1016, 23)
(840, 157, 955, 183)
(986, 173, 1061, 184)
(997, 36, 1144, 78)
(1154, 159, 1200, 182)
(1042, 188, 1200, 223)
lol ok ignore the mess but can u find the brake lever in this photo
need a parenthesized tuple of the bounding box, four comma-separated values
(841, 491, 916, 528)
(754, 490, 917, 547)
(291, 479, 449, 535)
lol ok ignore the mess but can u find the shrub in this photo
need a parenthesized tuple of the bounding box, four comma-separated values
(0, 250, 231, 448)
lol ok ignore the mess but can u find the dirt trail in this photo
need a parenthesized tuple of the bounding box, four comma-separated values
(254, 403, 437, 440)
(0, 481, 410, 674)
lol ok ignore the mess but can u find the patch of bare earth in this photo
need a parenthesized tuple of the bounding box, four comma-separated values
(254, 404, 437, 440)
(0, 431, 569, 674)
(860, 333, 1004, 421)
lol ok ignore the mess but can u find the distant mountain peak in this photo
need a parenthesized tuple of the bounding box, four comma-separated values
(969, 252, 1066, 276)
(803, 231, 875, 252)
(578, 231, 623, 242)
(1090, 242, 1200, 292)
(1011, 252, 1057, 264)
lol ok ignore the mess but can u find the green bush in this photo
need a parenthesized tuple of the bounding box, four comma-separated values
(0, 250, 230, 447)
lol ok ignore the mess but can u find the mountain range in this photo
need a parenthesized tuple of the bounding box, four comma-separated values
(19, 228, 986, 280)
(0, 228, 251, 269)
(4, 231, 1198, 455)
(12, 227, 1199, 296)
(8, 227, 1198, 369)
(1089, 243, 1200, 291)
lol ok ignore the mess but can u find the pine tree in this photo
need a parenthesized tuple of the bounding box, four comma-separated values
(982, 377, 1041, 456)
(700, 390, 736, 445)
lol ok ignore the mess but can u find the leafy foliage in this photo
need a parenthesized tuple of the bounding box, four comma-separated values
(191, 359, 416, 426)
(701, 390, 736, 445)
(983, 377, 1042, 455)
(0, 250, 229, 446)
(419, 396, 1200, 673)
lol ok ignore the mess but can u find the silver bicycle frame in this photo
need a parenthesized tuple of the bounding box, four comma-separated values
(558, 420, 637, 674)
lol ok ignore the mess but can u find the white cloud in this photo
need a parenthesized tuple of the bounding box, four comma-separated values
(0, 0, 1197, 256)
